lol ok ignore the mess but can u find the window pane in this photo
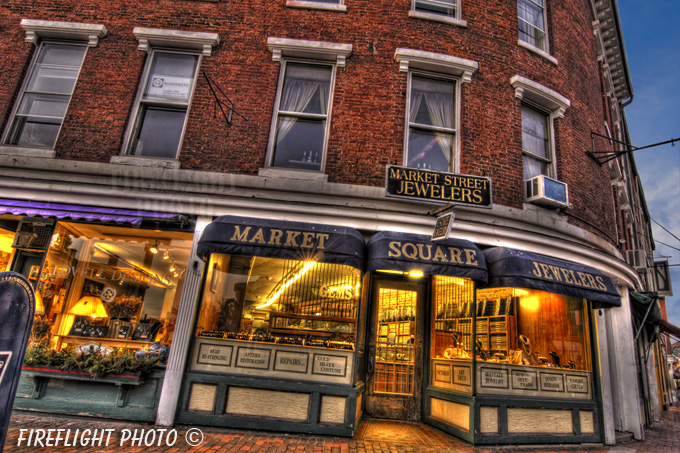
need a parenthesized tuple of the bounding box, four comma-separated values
(521, 106, 548, 159)
(280, 64, 332, 115)
(523, 154, 547, 179)
(133, 107, 186, 158)
(272, 117, 325, 171)
(26, 44, 86, 94)
(407, 129, 452, 171)
(143, 53, 198, 103)
(5, 115, 61, 148)
(195, 255, 360, 348)
(410, 76, 455, 128)
(415, 0, 456, 17)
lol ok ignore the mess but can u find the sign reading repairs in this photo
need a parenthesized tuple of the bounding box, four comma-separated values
(385, 165, 492, 207)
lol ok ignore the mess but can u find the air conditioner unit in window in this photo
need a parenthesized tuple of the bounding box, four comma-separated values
(525, 175, 569, 208)
(625, 249, 648, 271)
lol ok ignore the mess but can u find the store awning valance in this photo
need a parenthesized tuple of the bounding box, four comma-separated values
(483, 247, 621, 305)
(0, 199, 183, 226)
(197, 216, 366, 271)
(366, 231, 488, 283)
(660, 320, 680, 342)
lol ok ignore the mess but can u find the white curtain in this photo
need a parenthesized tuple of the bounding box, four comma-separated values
(518, 0, 544, 46)
(276, 79, 322, 143)
(425, 93, 454, 164)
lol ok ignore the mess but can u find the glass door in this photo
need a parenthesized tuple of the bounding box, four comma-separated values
(365, 278, 425, 421)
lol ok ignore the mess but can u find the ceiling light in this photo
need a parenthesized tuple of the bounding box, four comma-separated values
(149, 241, 160, 254)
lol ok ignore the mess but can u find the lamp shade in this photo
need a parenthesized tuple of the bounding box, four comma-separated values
(34, 292, 45, 315)
(69, 295, 108, 318)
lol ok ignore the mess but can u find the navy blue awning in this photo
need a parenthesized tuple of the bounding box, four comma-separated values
(197, 216, 366, 271)
(366, 231, 487, 283)
(483, 247, 620, 306)
(0, 199, 183, 226)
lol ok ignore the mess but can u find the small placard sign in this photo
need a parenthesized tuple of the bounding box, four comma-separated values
(432, 212, 455, 241)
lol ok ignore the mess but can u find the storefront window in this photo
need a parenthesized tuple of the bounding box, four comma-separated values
(34, 222, 193, 351)
(474, 287, 593, 399)
(0, 220, 16, 272)
(431, 276, 475, 393)
(195, 253, 360, 350)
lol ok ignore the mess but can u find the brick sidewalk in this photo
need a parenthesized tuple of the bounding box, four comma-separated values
(3, 407, 679, 452)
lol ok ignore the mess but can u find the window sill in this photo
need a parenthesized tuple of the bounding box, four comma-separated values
(286, 1, 347, 12)
(259, 167, 329, 182)
(110, 155, 181, 170)
(518, 40, 558, 66)
(408, 11, 467, 28)
(0, 145, 55, 159)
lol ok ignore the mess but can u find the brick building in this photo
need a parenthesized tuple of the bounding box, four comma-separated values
(0, 0, 660, 446)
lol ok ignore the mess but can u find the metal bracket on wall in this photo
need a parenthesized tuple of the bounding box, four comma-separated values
(586, 131, 678, 166)
(202, 71, 249, 127)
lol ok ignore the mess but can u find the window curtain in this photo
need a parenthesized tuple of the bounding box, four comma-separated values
(276, 68, 329, 144)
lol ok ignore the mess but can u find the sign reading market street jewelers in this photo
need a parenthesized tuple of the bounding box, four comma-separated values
(385, 165, 492, 207)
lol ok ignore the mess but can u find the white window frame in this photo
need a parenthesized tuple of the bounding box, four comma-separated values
(409, 0, 467, 27)
(263, 37, 352, 179)
(517, 0, 557, 64)
(286, 0, 347, 12)
(510, 75, 570, 180)
(0, 19, 106, 158)
(115, 28, 219, 167)
(395, 48, 478, 173)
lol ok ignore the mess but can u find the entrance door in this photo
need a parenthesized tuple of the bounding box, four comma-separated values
(365, 278, 426, 421)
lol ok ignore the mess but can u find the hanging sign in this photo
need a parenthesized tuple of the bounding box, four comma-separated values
(432, 212, 455, 241)
(385, 165, 492, 208)
(0, 272, 35, 451)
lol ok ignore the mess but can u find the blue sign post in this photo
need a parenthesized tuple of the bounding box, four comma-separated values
(0, 272, 35, 451)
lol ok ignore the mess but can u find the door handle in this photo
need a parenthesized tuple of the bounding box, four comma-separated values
(367, 344, 375, 374)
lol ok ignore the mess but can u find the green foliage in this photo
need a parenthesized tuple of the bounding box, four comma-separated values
(24, 342, 161, 379)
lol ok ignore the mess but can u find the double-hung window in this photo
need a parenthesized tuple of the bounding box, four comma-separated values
(394, 49, 478, 173)
(413, 0, 457, 18)
(3, 20, 107, 151)
(265, 38, 352, 175)
(4, 43, 86, 148)
(125, 51, 199, 159)
(406, 74, 457, 171)
(518, 0, 547, 51)
(521, 104, 552, 179)
(120, 27, 219, 163)
(270, 62, 333, 171)
(510, 75, 570, 181)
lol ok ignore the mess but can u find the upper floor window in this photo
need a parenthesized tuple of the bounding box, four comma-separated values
(270, 62, 334, 171)
(414, 0, 457, 18)
(394, 48, 478, 173)
(265, 37, 352, 175)
(407, 74, 456, 171)
(286, 0, 346, 12)
(2, 19, 107, 150)
(125, 51, 199, 159)
(120, 27, 219, 162)
(518, 0, 547, 51)
(521, 104, 551, 179)
(510, 75, 570, 181)
(4, 43, 87, 148)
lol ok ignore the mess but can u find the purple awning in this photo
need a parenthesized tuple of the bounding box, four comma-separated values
(0, 199, 181, 226)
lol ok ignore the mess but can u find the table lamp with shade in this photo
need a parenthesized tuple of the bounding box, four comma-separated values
(69, 295, 108, 319)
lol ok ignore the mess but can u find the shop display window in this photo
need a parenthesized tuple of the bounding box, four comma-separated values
(475, 288, 591, 372)
(0, 219, 16, 272)
(34, 222, 193, 352)
(195, 253, 360, 350)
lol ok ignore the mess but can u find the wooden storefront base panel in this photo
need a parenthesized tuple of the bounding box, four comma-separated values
(479, 406, 498, 434)
(226, 387, 310, 422)
(580, 410, 595, 434)
(188, 383, 218, 412)
(320, 395, 347, 424)
(429, 397, 470, 433)
(507, 408, 573, 434)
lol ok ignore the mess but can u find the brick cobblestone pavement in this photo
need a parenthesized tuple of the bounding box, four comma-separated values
(3, 406, 679, 453)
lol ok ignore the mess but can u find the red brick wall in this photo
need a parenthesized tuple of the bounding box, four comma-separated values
(0, 0, 618, 242)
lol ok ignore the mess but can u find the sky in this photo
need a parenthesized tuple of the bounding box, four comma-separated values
(616, 1, 680, 331)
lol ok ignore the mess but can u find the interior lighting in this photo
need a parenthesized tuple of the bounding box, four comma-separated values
(163, 250, 170, 260)
(408, 270, 424, 279)
(69, 295, 108, 318)
(256, 261, 317, 309)
(149, 241, 160, 254)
